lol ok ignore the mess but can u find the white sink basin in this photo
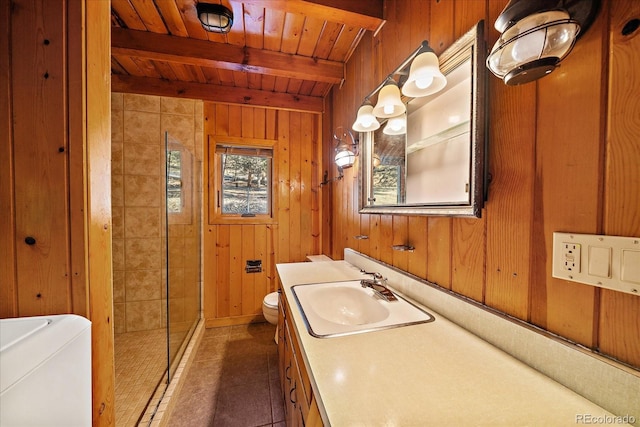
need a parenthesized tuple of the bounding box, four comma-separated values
(291, 281, 434, 337)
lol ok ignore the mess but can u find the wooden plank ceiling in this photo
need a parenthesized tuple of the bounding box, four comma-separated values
(111, 0, 385, 112)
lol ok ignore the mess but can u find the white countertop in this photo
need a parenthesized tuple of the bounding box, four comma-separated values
(277, 260, 626, 427)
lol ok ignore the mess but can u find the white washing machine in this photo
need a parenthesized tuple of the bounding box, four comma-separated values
(0, 314, 92, 426)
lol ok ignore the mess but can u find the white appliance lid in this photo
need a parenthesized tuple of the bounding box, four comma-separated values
(0, 317, 51, 352)
(0, 315, 91, 393)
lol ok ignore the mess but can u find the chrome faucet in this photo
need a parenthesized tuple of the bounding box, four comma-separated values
(360, 270, 397, 301)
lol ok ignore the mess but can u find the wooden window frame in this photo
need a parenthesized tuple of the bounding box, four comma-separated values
(209, 136, 278, 225)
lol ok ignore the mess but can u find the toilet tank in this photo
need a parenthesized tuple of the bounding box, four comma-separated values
(0, 314, 92, 426)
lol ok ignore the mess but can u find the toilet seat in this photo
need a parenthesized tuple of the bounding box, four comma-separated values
(263, 292, 278, 309)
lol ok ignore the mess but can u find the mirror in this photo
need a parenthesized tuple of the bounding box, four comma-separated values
(359, 21, 487, 217)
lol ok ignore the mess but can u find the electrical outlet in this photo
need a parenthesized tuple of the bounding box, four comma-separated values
(562, 242, 581, 272)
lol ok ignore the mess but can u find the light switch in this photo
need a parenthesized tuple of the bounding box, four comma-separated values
(588, 246, 611, 278)
(552, 232, 640, 296)
(621, 250, 640, 284)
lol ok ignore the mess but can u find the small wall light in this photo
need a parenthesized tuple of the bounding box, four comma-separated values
(196, 3, 234, 34)
(372, 81, 406, 118)
(383, 115, 407, 136)
(402, 43, 447, 97)
(487, 0, 599, 85)
(352, 103, 380, 132)
(333, 127, 358, 169)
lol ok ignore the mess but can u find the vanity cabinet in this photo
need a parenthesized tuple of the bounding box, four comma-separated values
(278, 290, 323, 427)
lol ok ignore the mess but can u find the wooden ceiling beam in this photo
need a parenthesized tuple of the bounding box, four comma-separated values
(112, 28, 343, 84)
(111, 74, 324, 113)
(232, 0, 386, 33)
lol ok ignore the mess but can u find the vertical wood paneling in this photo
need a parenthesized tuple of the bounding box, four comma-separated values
(484, 0, 535, 321)
(0, 0, 17, 317)
(229, 223, 243, 315)
(450, 0, 487, 307)
(407, 217, 428, 279)
(289, 112, 303, 260)
(84, 0, 115, 422)
(391, 216, 408, 272)
(278, 111, 291, 263)
(241, 225, 256, 315)
(534, 5, 607, 347)
(204, 104, 322, 324)
(426, 218, 452, 288)
(216, 225, 230, 318)
(379, 215, 394, 265)
(599, 0, 640, 368)
(13, 0, 70, 315)
(300, 113, 314, 257)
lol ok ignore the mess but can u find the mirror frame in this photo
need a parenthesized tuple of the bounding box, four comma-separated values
(359, 20, 487, 217)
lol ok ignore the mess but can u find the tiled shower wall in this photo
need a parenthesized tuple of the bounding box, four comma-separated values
(111, 93, 203, 333)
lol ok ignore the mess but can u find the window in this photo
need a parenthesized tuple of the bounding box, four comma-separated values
(166, 145, 193, 224)
(167, 150, 183, 213)
(212, 142, 275, 223)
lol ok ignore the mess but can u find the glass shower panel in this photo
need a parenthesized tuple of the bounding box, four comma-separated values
(165, 132, 202, 380)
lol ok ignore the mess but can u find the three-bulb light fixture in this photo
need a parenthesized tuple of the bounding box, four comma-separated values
(350, 40, 447, 161)
(486, 0, 599, 85)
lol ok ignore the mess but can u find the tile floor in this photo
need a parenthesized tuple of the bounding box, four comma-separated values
(114, 329, 167, 426)
(167, 322, 285, 427)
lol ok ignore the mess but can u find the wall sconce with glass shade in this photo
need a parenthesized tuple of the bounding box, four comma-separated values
(333, 127, 358, 169)
(402, 43, 447, 97)
(487, 0, 600, 85)
(196, 3, 234, 33)
(352, 103, 380, 132)
(372, 81, 406, 118)
(383, 115, 407, 136)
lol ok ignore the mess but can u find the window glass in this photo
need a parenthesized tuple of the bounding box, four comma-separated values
(217, 145, 272, 217)
(167, 150, 182, 213)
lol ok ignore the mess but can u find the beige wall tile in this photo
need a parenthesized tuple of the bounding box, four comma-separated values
(124, 175, 161, 207)
(112, 238, 125, 271)
(114, 303, 126, 334)
(126, 300, 162, 331)
(112, 92, 124, 111)
(112, 142, 124, 175)
(113, 269, 126, 303)
(112, 206, 124, 239)
(168, 224, 185, 237)
(169, 268, 185, 298)
(195, 101, 203, 131)
(195, 131, 204, 161)
(124, 93, 160, 113)
(125, 207, 161, 238)
(168, 298, 185, 323)
(125, 238, 162, 270)
(124, 143, 161, 176)
(161, 97, 194, 116)
(112, 109, 124, 143)
(112, 174, 124, 207)
(124, 111, 160, 145)
(168, 235, 185, 268)
(126, 269, 162, 301)
(163, 114, 194, 151)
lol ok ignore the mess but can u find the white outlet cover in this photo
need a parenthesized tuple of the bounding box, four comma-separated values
(552, 232, 640, 297)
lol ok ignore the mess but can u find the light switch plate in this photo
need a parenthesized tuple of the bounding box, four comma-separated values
(552, 232, 640, 296)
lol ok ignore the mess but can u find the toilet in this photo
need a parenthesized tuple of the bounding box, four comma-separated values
(262, 292, 279, 343)
(262, 291, 279, 324)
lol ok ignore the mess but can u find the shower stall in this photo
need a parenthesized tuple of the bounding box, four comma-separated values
(111, 93, 203, 427)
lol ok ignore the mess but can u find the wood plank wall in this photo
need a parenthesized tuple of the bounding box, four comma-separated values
(0, 1, 115, 424)
(328, 0, 640, 369)
(202, 103, 322, 326)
